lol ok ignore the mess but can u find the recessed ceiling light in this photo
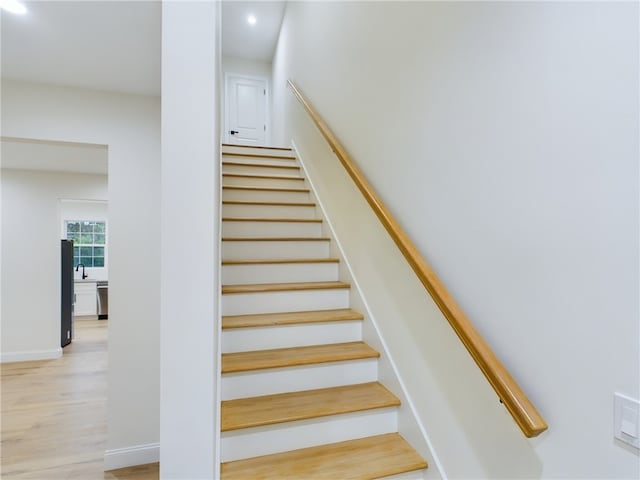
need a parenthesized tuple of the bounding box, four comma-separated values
(247, 14, 256, 26)
(0, 0, 27, 15)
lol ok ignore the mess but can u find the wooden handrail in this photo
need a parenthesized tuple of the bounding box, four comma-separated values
(288, 79, 548, 438)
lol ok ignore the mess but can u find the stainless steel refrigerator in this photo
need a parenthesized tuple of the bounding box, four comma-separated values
(61, 239, 74, 347)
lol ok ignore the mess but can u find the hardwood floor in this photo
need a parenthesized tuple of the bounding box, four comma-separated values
(1, 320, 159, 480)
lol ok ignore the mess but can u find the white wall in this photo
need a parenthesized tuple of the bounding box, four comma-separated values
(272, 2, 639, 478)
(222, 55, 271, 79)
(1, 169, 108, 361)
(160, 1, 220, 477)
(0, 80, 161, 467)
(60, 199, 109, 281)
(222, 55, 273, 145)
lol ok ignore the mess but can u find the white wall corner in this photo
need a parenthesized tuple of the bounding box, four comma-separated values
(104, 443, 160, 471)
(0, 348, 62, 363)
(160, 1, 220, 478)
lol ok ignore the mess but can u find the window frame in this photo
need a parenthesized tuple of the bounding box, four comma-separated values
(64, 220, 107, 268)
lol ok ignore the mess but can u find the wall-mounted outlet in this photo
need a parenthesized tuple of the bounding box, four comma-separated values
(614, 392, 640, 449)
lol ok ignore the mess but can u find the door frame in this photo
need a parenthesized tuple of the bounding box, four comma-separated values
(223, 72, 270, 145)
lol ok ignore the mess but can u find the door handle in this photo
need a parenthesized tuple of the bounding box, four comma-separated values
(230, 130, 238, 135)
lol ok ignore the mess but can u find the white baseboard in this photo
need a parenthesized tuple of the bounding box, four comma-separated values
(104, 443, 160, 471)
(1, 347, 62, 363)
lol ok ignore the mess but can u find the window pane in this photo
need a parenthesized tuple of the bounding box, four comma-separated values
(74, 257, 80, 267)
(80, 257, 93, 267)
(81, 222, 95, 233)
(68, 232, 79, 242)
(94, 234, 105, 245)
(95, 223, 106, 233)
(94, 257, 105, 267)
(94, 247, 104, 256)
(73, 246, 79, 257)
(80, 246, 92, 257)
(67, 222, 80, 233)
(79, 233, 94, 244)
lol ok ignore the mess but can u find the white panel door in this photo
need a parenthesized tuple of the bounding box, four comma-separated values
(226, 75, 266, 145)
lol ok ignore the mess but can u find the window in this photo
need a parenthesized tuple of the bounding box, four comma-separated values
(65, 220, 106, 268)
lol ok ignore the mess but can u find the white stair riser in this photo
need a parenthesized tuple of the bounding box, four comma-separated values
(222, 163, 301, 175)
(223, 175, 305, 188)
(222, 146, 292, 155)
(221, 359, 378, 400)
(222, 262, 338, 284)
(222, 240, 329, 260)
(222, 221, 322, 238)
(220, 408, 398, 462)
(222, 152, 296, 165)
(222, 289, 350, 316)
(222, 203, 317, 219)
(222, 188, 310, 203)
(221, 321, 362, 353)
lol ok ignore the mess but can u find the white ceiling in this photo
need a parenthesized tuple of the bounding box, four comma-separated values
(1, 1, 161, 96)
(222, 1, 286, 62)
(1, 1, 285, 98)
(0, 2, 285, 175)
(1, 138, 108, 175)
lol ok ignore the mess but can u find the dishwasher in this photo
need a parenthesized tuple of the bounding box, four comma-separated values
(97, 281, 108, 319)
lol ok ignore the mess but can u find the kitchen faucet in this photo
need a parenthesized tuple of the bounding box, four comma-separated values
(76, 263, 88, 280)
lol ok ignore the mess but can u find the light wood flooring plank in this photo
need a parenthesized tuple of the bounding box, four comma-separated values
(222, 341, 379, 373)
(222, 217, 322, 223)
(222, 200, 313, 207)
(222, 237, 330, 242)
(222, 185, 309, 192)
(222, 309, 364, 329)
(223, 152, 296, 160)
(105, 463, 159, 480)
(222, 258, 339, 265)
(222, 173, 304, 180)
(221, 382, 399, 431)
(220, 433, 427, 480)
(222, 281, 350, 294)
(222, 162, 300, 171)
(1, 321, 159, 480)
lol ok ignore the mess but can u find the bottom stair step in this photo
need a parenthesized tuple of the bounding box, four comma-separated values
(220, 432, 428, 480)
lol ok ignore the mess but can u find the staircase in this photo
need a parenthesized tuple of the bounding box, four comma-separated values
(220, 143, 428, 479)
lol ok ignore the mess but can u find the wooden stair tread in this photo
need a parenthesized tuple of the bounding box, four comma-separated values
(222, 173, 304, 181)
(223, 152, 296, 160)
(222, 185, 309, 192)
(222, 217, 322, 223)
(221, 382, 399, 431)
(222, 281, 349, 294)
(222, 309, 364, 329)
(222, 143, 292, 151)
(222, 342, 380, 373)
(220, 433, 428, 480)
(222, 258, 339, 265)
(222, 200, 314, 207)
(223, 161, 300, 170)
(222, 237, 330, 242)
